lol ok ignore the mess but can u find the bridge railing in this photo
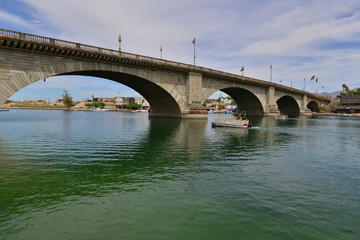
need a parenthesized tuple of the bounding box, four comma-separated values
(0, 28, 193, 67)
(0, 28, 271, 78)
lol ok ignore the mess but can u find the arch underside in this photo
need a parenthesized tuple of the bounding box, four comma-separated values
(58, 70, 182, 117)
(307, 101, 319, 112)
(221, 87, 264, 115)
(276, 96, 300, 116)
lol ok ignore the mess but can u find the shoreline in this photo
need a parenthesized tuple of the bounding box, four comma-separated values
(1, 107, 67, 110)
(1, 107, 138, 112)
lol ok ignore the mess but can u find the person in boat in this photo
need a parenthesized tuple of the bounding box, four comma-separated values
(236, 115, 243, 120)
(236, 111, 247, 120)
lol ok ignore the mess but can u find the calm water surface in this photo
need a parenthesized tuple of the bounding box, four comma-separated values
(0, 109, 359, 240)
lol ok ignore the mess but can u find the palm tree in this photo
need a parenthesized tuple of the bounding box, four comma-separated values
(342, 84, 350, 94)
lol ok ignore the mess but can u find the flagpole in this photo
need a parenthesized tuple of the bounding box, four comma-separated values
(160, 45, 162, 59)
(193, 38, 196, 66)
(303, 78, 306, 91)
(270, 64, 272, 82)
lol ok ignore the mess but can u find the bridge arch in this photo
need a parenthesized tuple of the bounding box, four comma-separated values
(58, 70, 182, 117)
(219, 87, 264, 115)
(3, 58, 187, 118)
(276, 96, 300, 116)
(307, 100, 319, 113)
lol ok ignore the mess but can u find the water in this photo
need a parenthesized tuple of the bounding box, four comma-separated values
(0, 109, 359, 240)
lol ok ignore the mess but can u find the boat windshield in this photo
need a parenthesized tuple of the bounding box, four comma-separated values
(236, 111, 248, 120)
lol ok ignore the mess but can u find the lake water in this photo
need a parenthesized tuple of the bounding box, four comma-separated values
(0, 109, 359, 240)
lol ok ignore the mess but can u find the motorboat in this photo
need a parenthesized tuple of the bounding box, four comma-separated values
(274, 114, 288, 119)
(92, 107, 109, 112)
(211, 112, 252, 128)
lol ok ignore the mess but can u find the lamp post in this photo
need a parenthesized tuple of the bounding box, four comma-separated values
(118, 34, 122, 56)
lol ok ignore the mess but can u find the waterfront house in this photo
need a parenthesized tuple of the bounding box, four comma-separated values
(333, 95, 360, 113)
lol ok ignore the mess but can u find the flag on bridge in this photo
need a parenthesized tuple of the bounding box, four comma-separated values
(240, 66, 244, 76)
(316, 77, 318, 83)
(192, 38, 196, 65)
(310, 75, 315, 80)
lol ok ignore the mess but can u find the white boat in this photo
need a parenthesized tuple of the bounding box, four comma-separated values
(274, 114, 288, 119)
(211, 112, 252, 128)
(92, 107, 109, 112)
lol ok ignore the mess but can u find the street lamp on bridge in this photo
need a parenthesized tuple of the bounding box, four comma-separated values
(118, 34, 122, 56)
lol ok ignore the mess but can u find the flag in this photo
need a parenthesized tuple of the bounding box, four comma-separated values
(240, 66, 244, 72)
(160, 46, 162, 52)
(270, 64, 272, 69)
(192, 38, 195, 44)
(310, 75, 315, 80)
(316, 77, 318, 83)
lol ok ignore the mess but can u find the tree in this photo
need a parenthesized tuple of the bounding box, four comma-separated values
(342, 84, 350, 94)
(337, 84, 360, 98)
(93, 102, 105, 108)
(218, 104, 225, 110)
(85, 102, 105, 108)
(126, 102, 141, 110)
(62, 90, 73, 109)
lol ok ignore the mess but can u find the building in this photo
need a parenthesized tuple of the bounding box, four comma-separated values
(114, 97, 150, 110)
(102, 97, 117, 110)
(333, 95, 360, 113)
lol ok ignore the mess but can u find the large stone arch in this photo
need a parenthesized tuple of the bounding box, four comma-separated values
(276, 96, 300, 116)
(58, 70, 183, 117)
(1, 52, 188, 118)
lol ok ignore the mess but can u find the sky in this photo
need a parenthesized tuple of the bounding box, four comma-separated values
(1, 0, 360, 101)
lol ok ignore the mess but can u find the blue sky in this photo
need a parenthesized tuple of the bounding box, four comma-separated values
(1, 0, 360, 101)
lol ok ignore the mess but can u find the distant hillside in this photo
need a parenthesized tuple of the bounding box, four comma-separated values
(321, 87, 360, 99)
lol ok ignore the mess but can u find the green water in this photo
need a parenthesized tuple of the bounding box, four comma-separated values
(0, 110, 359, 239)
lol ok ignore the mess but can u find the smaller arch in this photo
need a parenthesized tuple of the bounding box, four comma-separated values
(276, 96, 300, 116)
(219, 87, 264, 116)
(307, 101, 319, 112)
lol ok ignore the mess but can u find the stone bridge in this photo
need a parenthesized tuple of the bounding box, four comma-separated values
(0, 28, 330, 118)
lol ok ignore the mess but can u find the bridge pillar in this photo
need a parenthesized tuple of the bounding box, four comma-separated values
(182, 71, 207, 119)
(301, 94, 312, 115)
(264, 86, 280, 115)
